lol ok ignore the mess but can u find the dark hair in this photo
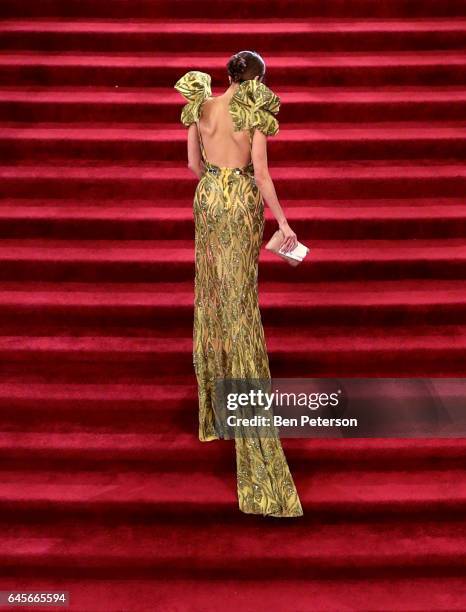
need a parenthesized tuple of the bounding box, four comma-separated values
(227, 51, 266, 83)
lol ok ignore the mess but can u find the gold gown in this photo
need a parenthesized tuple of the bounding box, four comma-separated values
(174, 71, 303, 517)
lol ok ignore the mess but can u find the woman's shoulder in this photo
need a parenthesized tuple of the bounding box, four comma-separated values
(229, 79, 281, 137)
(174, 71, 212, 127)
(174, 70, 212, 101)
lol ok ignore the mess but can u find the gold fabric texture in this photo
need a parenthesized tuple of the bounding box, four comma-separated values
(174, 71, 303, 517)
(228, 77, 280, 136)
(174, 70, 212, 128)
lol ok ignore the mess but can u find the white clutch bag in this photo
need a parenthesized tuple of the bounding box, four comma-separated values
(265, 229, 310, 267)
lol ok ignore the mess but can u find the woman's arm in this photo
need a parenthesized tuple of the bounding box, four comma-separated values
(186, 123, 204, 179)
(251, 130, 298, 253)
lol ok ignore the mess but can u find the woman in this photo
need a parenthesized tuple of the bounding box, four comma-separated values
(174, 50, 303, 517)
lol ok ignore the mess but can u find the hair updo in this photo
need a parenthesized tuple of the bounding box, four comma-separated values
(227, 51, 266, 83)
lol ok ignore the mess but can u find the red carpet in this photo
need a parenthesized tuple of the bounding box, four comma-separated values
(1, 0, 466, 609)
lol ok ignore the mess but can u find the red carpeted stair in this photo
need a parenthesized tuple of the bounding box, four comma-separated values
(0, 1, 466, 610)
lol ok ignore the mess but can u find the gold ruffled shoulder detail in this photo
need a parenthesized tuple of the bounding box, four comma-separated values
(174, 70, 212, 127)
(229, 79, 280, 137)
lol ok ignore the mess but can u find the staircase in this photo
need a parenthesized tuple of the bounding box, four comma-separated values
(0, 1, 466, 609)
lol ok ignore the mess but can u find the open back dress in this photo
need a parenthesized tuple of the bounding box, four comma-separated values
(174, 70, 303, 517)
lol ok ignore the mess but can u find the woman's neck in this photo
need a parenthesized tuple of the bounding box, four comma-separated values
(226, 81, 241, 93)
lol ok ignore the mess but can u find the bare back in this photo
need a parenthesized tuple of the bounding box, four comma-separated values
(198, 95, 253, 168)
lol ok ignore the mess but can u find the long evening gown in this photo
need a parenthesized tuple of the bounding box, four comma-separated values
(174, 70, 303, 517)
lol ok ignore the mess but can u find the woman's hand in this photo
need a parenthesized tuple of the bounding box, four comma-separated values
(279, 221, 298, 253)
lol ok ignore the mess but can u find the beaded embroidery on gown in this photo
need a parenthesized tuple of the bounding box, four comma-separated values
(174, 70, 303, 517)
